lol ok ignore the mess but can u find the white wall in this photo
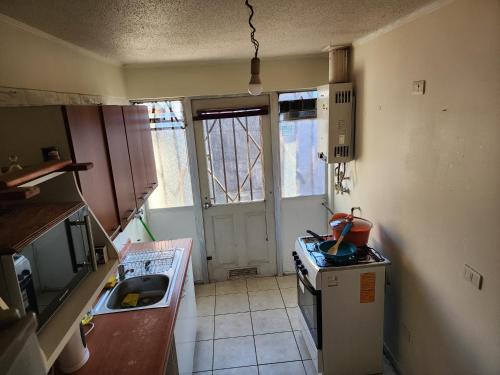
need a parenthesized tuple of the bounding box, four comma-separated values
(146, 207, 204, 282)
(280, 196, 328, 274)
(124, 55, 328, 99)
(113, 208, 151, 252)
(0, 14, 127, 103)
(334, 1, 500, 374)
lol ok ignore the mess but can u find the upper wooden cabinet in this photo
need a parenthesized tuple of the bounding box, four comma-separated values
(0, 105, 158, 237)
(101, 106, 137, 228)
(122, 105, 157, 208)
(63, 106, 121, 237)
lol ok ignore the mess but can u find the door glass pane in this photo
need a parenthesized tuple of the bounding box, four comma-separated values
(279, 91, 325, 198)
(202, 116, 264, 205)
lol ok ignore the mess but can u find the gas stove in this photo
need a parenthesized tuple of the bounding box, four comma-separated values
(297, 234, 384, 268)
(293, 234, 391, 374)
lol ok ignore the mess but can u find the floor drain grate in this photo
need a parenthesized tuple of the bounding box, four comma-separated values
(228, 267, 258, 279)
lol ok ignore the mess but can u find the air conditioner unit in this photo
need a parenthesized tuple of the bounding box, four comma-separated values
(317, 82, 355, 163)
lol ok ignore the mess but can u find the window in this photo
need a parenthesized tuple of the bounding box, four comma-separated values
(138, 100, 193, 209)
(279, 91, 326, 198)
(202, 115, 265, 205)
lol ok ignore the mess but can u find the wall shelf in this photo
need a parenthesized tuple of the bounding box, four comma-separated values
(0, 201, 85, 255)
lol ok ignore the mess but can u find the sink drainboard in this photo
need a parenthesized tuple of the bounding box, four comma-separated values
(121, 249, 176, 277)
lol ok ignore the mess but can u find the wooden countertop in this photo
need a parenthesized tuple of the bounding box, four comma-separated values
(73, 239, 193, 375)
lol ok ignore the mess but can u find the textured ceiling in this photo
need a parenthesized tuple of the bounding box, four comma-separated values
(0, 0, 435, 64)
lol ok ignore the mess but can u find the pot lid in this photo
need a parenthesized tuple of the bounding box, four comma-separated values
(330, 215, 372, 231)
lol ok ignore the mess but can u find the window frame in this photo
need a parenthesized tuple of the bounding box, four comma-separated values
(132, 98, 195, 209)
(277, 90, 327, 199)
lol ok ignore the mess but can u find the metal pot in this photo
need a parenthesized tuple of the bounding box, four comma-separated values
(329, 213, 373, 247)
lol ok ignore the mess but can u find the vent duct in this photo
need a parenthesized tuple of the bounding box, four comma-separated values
(329, 47, 350, 84)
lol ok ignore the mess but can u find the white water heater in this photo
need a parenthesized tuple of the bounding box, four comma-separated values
(317, 47, 355, 163)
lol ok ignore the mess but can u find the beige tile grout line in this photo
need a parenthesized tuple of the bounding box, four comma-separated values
(279, 277, 309, 374)
(246, 278, 261, 375)
(194, 276, 304, 373)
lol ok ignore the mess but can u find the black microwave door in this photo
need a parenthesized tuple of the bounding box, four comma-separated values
(66, 209, 91, 272)
(20, 208, 92, 328)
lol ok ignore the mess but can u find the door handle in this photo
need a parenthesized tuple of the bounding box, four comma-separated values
(203, 202, 213, 209)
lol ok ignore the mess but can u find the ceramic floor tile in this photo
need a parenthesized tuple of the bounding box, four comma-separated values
(293, 330, 311, 360)
(193, 340, 213, 372)
(276, 275, 297, 289)
(213, 336, 257, 369)
(214, 312, 253, 339)
(248, 290, 284, 311)
(281, 287, 298, 307)
(194, 372, 212, 375)
(254, 331, 301, 364)
(286, 306, 301, 330)
(197, 315, 215, 341)
(196, 283, 216, 297)
(216, 279, 247, 295)
(215, 293, 249, 315)
(213, 366, 258, 375)
(246, 277, 278, 292)
(303, 360, 317, 375)
(251, 308, 291, 335)
(197, 296, 216, 316)
(259, 361, 306, 375)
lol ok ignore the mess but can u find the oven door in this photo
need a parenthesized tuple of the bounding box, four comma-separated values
(296, 267, 322, 350)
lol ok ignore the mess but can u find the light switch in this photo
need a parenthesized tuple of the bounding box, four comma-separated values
(412, 80, 426, 95)
(464, 264, 482, 290)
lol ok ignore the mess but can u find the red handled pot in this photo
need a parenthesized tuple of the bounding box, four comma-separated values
(329, 213, 373, 247)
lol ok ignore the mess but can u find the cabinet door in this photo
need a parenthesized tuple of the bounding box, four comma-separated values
(136, 105, 158, 191)
(101, 106, 136, 228)
(64, 106, 120, 237)
(174, 258, 196, 375)
(123, 105, 149, 208)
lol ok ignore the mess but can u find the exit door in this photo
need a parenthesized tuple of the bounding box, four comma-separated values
(192, 95, 276, 281)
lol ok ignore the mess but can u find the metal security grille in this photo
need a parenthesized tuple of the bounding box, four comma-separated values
(202, 116, 265, 205)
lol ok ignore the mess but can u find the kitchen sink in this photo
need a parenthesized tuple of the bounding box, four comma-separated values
(93, 248, 182, 315)
(106, 275, 169, 309)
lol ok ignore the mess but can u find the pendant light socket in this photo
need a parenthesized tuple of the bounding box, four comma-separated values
(248, 57, 263, 95)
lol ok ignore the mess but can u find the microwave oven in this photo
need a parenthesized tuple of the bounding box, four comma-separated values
(2, 205, 96, 329)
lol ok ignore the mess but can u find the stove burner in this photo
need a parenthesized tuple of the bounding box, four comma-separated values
(299, 235, 383, 268)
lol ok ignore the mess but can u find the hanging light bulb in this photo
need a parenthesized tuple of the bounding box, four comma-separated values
(245, 0, 262, 96)
(248, 57, 262, 95)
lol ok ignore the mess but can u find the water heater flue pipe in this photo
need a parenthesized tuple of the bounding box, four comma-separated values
(328, 46, 351, 84)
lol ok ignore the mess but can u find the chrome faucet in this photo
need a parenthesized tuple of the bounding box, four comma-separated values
(118, 264, 132, 281)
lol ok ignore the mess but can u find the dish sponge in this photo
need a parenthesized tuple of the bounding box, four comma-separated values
(104, 275, 118, 289)
(121, 293, 140, 308)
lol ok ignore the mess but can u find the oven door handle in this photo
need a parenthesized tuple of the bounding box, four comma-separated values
(295, 266, 319, 295)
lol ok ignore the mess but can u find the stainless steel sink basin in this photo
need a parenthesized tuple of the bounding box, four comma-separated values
(93, 248, 182, 315)
(106, 275, 169, 309)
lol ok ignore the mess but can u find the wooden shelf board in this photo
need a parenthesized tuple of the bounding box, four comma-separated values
(0, 160, 72, 189)
(0, 201, 86, 254)
(0, 186, 40, 201)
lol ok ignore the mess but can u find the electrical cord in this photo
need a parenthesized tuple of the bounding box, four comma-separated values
(245, 0, 259, 58)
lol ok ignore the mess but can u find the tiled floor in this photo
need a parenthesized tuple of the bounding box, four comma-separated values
(194, 275, 398, 375)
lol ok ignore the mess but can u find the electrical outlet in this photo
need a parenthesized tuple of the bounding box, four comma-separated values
(412, 80, 426, 95)
(464, 264, 482, 289)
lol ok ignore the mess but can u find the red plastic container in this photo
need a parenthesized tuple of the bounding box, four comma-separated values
(329, 213, 373, 247)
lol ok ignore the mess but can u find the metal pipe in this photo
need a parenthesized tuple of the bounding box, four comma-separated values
(205, 120, 216, 204)
(231, 117, 241, 201)
(245, 117, 254, 200)
(218, 119, 229, 204)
